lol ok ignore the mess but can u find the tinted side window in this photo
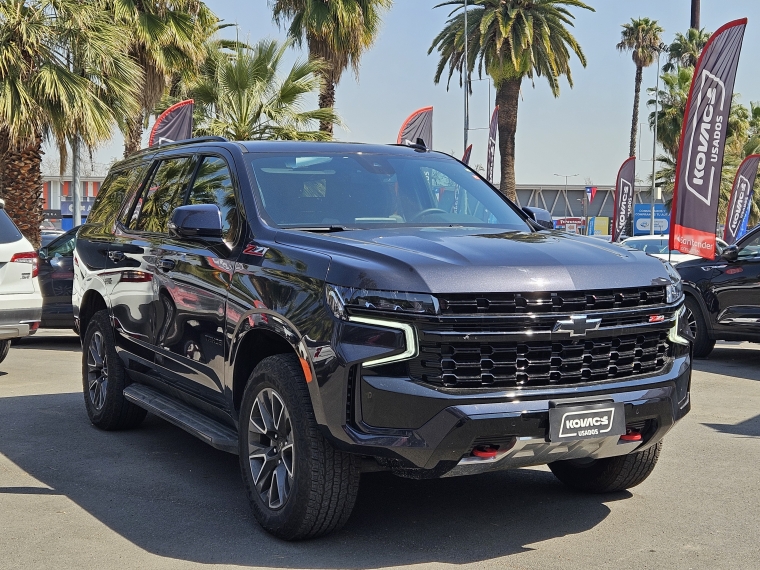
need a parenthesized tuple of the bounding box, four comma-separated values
(130, 157, 196, 233)
(186, 156, 239, 242)
(87, 168, 142, 226)
(47, 230, 77, 257)
(0, 210, 22, 244)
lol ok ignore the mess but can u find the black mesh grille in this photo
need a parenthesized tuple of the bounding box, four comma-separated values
(410, 330, 670, 388)
(437, 286, 666, 315)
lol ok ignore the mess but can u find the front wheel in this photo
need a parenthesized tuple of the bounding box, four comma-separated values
(549, 441, 662, 493)
(239, 354, 360, 540)
(0, 339, 10, 364)
(684, 296, 715, 358)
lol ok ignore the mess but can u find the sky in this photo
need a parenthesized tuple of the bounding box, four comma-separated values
(69, 0, 760, 186)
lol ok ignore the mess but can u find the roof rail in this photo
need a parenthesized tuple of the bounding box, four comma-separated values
(122, 136, 230, 162)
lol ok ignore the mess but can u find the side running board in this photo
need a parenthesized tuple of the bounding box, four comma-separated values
(123, 383, 238, 454)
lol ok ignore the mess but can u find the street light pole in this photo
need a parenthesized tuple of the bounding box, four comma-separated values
(463, 0, 469, 154)
(554, 173, 579, 229)
(650, 44, 665, 235)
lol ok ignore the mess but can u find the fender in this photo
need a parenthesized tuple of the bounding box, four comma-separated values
(682, 282, 716, 337)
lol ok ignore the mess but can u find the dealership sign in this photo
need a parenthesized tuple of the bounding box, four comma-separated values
(724, 154, 760, 244)
(634, 204, 670, 236)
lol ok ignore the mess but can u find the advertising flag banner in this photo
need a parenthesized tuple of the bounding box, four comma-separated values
(397, 107, 433, 148)
(669, 19, 747, 259)
(723, 154, 760, 244)
(612, 157, 636, 242)
(586, 186, 597, 203)
(462, 144, 473, 165)
(486, 106, 498, 183)
(149, 99, 194, 147)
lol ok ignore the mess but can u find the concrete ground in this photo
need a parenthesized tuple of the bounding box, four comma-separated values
(0, 330, 758, 570)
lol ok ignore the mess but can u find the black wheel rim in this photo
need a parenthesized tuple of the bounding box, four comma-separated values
(248, 388, 294, 510)
(86, 331, 108, 410)
(684, 306, 698, 339)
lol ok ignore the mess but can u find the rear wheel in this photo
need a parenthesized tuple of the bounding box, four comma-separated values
(0, 339, 10, 364)
(549, 441, 662, 493)
(82, 310, 146, 430)
(684, 295, 715, 358)
(239, 354, 360, 540)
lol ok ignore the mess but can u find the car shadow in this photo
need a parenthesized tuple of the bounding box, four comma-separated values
(12, 333, 81, 353)
(692, 343, 760, 382)
(0, 392, 626, 568)
(704, 413, 760, 438)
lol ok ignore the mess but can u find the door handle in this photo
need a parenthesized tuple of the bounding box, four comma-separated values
(107, 250, 124, 262)
(158, 259, 175, 272)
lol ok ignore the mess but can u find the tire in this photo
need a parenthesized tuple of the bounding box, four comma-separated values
(684, 295, 715, 358)
(239, 354, 360, 540)
(82, 310, 146, 430)
(549, 441, 662, 493)
(0, 339, 10, 364)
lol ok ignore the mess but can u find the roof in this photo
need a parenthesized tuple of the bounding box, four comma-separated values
(236, 140, 435, 155)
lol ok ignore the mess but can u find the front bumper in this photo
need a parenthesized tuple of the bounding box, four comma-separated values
(323, 354, 691, 475)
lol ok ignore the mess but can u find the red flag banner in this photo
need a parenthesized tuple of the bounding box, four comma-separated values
(669, 19, 747, 259)
(724, 154, 760, 244)
(462, 144, 472, 165)
(486, 106, 498, 183)
(612, 157, 636, 242)
(149, 99, 194, 147)
(397, 107, 433, 148)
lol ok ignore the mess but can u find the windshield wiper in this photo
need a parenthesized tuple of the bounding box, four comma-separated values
(285, 225, 355, 233)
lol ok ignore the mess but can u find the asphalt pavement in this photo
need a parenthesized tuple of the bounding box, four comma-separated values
(1, 331, 759, 570)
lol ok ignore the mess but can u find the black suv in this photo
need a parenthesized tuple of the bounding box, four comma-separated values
(73, 138, 692, 540)
(677, 224, 760, 357)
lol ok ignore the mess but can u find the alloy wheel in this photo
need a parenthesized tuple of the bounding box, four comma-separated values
(86, 331, 108, 410)
(684, 306, 698, 339)
(248, 388, 294, 510)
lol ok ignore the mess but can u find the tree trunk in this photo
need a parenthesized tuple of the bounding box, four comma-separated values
(629, 65, 643, 158)
(318, 75, 336, 136)
(496, 78, 522, 202)
(690, 0, 700, 30)
(0, 133, 43, 248)
(124, 112, 144, 158)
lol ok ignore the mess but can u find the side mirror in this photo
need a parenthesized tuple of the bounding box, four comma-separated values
(523, 206, 553, 229)
(168, 204, 223, 240)
(721, 244, 739, 262)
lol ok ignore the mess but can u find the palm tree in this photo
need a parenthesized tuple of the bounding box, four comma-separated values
(0, 0, 138, 246)
(618, 18, 664, 159)
(270, 0, 392, 135)
(190, 39, 341, 141)
(109, 0, 218, 157)
(430, 0, 593, 201)
(663, 28, 710, 72)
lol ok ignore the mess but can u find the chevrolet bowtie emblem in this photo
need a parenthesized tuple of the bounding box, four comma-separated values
(553, 315, 602, 337)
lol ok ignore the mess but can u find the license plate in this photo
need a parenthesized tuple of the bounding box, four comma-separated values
(548, 402, 626, 442)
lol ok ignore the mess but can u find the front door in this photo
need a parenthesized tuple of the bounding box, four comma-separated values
(38, 228, 77, 327)
(153, 154, 241, 408)
(710, 230, 760, 335)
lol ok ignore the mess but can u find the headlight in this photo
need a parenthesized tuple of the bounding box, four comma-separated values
(325, 284, 438, 320)
(660, 260, 684, 304)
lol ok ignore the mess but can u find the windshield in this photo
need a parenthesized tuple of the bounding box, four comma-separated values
(625, 239, 679, 255)
(248, 152, 531, 231)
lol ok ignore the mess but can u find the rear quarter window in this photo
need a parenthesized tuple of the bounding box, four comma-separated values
(0, 210, 23, 244)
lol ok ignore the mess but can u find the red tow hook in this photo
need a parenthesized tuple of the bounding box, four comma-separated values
(471, 445, 499, 459)
(620, 429, 643, 442)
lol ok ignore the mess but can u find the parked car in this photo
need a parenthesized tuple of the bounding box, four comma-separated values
(74, 138, 692, 540)
(677, 225, 760, 357)
(0, 206, 42, 362)
(38, 226, 78, 329)
(622, 234, 728, 265)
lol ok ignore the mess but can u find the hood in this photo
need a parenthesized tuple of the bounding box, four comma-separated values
(275, 227, 673, 294)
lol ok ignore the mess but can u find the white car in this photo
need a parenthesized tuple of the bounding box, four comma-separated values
(621, 235, 728, 265)
(0, 207, 43, 363)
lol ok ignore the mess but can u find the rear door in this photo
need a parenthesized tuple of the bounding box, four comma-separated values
(153, 153, 241, 408)
(710, 230, 760, 334)
(0, 210, 36, 295)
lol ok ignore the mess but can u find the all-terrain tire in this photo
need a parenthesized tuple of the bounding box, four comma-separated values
(684, 295, 715, 358)
(549, 441, 662, 493)
(239, 354, 360, 540)
(0, 339, 10, 364)
(82, 310, 146, 430)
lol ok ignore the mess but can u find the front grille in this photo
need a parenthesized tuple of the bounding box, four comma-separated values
(410, 330, 670, 388)
(437, 286, 666, 315)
